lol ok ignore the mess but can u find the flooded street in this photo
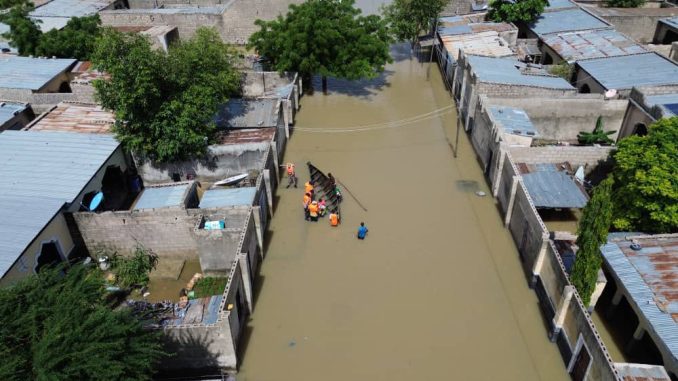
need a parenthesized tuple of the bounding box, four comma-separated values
(237, 44, 570, 381)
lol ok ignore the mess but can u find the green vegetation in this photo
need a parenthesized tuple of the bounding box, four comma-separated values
(382, 0, 447, 45)
(192, 277, 229, 298)
(0, 265, 166, 380)
(610, 117, 678, 233)
(248, 0, 392, 93)
(605, 0, 645, 8)
(92, 27, 240, 162)
(110, 247, 159, 289)
(570, 178, 614, 306)
(487, 0, 547, 24)
(0, 0, 102, 60)
(548, 61, 573, 81)
(578, 116, 616, 145)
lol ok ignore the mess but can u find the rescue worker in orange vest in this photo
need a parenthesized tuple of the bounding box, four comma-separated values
(303, 192, 312, 221)
(308, 201, 319, 222)
(283, 163, 297, 188)
(329, 210, 340, 226)
(304, 180, 314, 196)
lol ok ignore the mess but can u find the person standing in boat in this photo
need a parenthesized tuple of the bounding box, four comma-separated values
(327, 173, 336, 189)
(303, 192, 312, 221)
(318, 198, 327, 217)
(304, 180, 315, 196)
(329, 210, 340, 227)
(308, 201, 319, 222)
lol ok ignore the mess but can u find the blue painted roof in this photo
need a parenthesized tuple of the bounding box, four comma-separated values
(660, 16, 678, 30)
(542, 29, 645, 62)
(199, 187, 256, 209)
(438, 25, 472, 36)
(0, 130, 120, 277)
(544, 0, 577, 11)
(646, 93, 678, 117)
(488, 106, 538, 137)
(0, 56, 77, 90)
(521, 171, 588, 208)
(577, 52, 678, 90)
(467, 55, 574, 89)
(439, 16, 463, 23)
(0, 102, 27, 127)
(0, 22, 9, 35)
(529, 8, 610, 37)
(601, 237, 678, 365)
(31, 0, 112, 18)
(134, 184, 190, 210)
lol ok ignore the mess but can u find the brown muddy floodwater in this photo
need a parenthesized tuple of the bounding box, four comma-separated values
(237, 44, 570, 381)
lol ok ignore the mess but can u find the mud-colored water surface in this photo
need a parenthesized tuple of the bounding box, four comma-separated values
(237, 45, 570, 381)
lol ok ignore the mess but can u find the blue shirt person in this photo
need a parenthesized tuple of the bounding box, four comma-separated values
(357, 222, 368, 240)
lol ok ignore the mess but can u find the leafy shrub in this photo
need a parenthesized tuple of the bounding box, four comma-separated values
(110, 247, 158, 289)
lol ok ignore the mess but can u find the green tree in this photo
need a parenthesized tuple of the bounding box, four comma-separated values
(0, 265, 166, 380)
(578, 116, 616, 145)
(570, 177, 614, 306)
(92, 27, 240, 162)
(487, 0, 547, 24)
(0, 2, 42, 56)
(605, 0, 644, 7)
(610, 117, 678, 233)
(382, 0, 447, 46)
(35, 15, 102, 60)
(248, 0, 392, 93)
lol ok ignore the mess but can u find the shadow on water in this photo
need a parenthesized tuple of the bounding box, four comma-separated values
(310, 70, 393, 98)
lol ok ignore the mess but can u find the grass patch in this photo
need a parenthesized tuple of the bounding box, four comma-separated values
(192, 277, 228, 298)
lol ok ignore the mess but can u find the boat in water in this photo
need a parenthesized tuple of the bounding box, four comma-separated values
(307, 162, 342, 214)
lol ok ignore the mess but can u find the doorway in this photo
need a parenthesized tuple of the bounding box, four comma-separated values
(569, 335, 592, 381)
(35, 241, 64, 273)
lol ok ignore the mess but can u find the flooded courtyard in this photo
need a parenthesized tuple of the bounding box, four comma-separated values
(237, 44, 570, 381)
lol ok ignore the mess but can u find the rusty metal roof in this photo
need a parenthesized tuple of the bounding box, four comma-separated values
(615, 363, 671, 381)
(602, 234, 678, 364)
(214, 128, 275, 145)
(26, 102, 114, 134)
(542, 29, 646, 62)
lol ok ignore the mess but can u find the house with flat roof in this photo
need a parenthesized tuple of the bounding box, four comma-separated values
(0, 130, 130, 286)
(573, 52, 678, 95)
(0, 101, 34, 131)
(453, 52, 575, 129)
(540, 29, 646, 64)
(601, 234, 678, 378)
(241, 71, 301, 126)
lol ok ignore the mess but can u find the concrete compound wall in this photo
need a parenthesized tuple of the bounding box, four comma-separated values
(483, 97, 627, 142)
(101, 0, 304, 45)
(508, 145, 615, 172)
(0, 87, 95, 113)
(589, 9, 678, 44)
(242, 71, 301, 126)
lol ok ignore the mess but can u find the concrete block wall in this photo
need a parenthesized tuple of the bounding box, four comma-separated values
(100, 9, 226, 41)
(593, 12, 678, 44)
(0, 88, 95, 113)
(483, 97, 627, 142)
(470, 102, 495, 171)
(507, 182, 548, 272)
(495, 151, 518, 211)
(508, 145, 615, 172)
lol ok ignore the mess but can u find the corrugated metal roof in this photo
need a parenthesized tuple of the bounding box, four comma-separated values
(0, 130, 120, 277)
(31, 0, 113, 18)
(529, 8, 610, 37)
(0, 102, 28, 127)
(439, 25, 472, 36)
(488, 106, 538, 137)
(31, 17, 70, 32)
(215, 99, 280, 129)
(543, 29, 645, 62)
(0, 56, 77, 90)
(544, 0, 577, 11)
(441, 31, 514, 61)
(0, 195, 65, 277)
(134, 183, 189, 210)
(660, 16, 678, 30)
(577, 52, 678, 90)
(0, 22, 9, 35)
(602, 236, 678, 364)
(467, 55, 574, 89)
(27, 102, 114, 134)
(521, 171, 588, 208)
(199, 187, 256, 209)
(615, 363, 671, 381)
(104, 5, 228, 15)
(646, 94, 678, 117)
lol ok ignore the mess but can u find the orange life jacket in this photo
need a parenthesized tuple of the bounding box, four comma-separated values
(330, 213, 339, 226)
(305, 182, 313, 193)
(303, 194, 311, 207)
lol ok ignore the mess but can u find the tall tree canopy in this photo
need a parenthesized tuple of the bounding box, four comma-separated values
(0, 265, 166, 380)
(570, 178, 614, 306)
(610, 117, 678, 233)
(487, 0, 547, 24)
(382, 0, 447, 45)
(0, 0, 102, 60)
(92, 27, 240, 162)
(248, 0, 392, 92)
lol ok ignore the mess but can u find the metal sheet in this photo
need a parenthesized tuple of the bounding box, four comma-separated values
(215, 99, 280, 129)
(542, 29, 645, 62)
(134, 184, 190, 210)
(529, 8, 610, 37)
(488, 106, 538, 137)
(467, 55, 574, 89)
(199, 187, 256, 209)
(0, 56, 77, 90)
(0, 102, 27, 127)
(577, 52, 678, 90)
(521, 171, 588, 208)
